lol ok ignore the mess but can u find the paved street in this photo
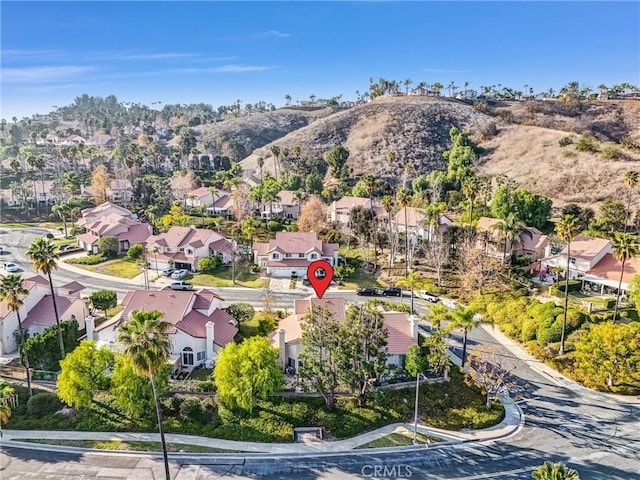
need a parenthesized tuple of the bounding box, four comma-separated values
(1, 226, 639, 479)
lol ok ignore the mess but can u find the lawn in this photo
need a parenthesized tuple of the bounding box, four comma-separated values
(339, 268, 387, 290)
(355, 431, 441, 449)
(78, 258, 141, 279)
(238, 316, 261, 338)
(20, 439, 244, 453)
(191, 267, 264, 288)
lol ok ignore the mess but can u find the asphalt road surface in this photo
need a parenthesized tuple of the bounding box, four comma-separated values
(1, 226, 639, 479)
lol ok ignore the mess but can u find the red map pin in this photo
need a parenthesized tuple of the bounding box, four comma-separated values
(307, 260, 334, 298)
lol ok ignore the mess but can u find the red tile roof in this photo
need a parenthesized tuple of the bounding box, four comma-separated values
(254, 232, 338, 257)
(177, 309, 237, 346)
(59, 281, 85, 294)
(22, 295, 79, 329)
(586, 253, 640, 285)
(267, 259, 312, 268)
(382, 312, 416, 354)
(190, 186, 212, 199)
(294, 297, 346, 321)
(560, 235, 611, 260)
(77, 232, 99, 245)
(394, 207, 427, 228)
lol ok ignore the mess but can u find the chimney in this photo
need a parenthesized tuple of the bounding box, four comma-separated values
(409, 315, 419, 341)
(85, 315, 95, 341)
(205, 321, 215, 360)
(278, 328, 287, 368)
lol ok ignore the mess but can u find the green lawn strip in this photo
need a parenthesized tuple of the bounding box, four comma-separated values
(5, 368, 503, 443)
(188, 368, 213, 380)
(238, 317, 260, 338)
(355, 431, 441, 449)
(19, 439, 244, 453)
(191, 269, 264, 288)
(77, 258, 141, 279)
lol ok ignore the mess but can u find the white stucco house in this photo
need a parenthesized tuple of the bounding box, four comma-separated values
(327, 196, 384, 226)
(269, 297, 418, 373)
(252, 232, 339, 278)
(92, 288, 238, 374)
(394, 207, 453, 243)
(145, 226, 234, 272)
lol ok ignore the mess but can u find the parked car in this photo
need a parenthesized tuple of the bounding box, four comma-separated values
(4, 262, 19, 272)
(418, 290, 440, 303)
(162, 268, 175, 277)
(302, 275, 311, 286)
(169, 281, 194, 291)
(382, 287, 402, 297)
(170, 269, 189, 279)
(63, 245, 78, 251)
(57, 244, 71, 251)
(356, 287, 379, 296)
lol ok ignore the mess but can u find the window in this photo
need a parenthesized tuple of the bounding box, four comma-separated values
(272, 253, 280, 259)
(182, 347, 194, 366)
(310, 253, 317, 260)
(285, 253, 292, 258)
(179, 248, 185, 252)
(298, 253, 304, 258)
(187, 249, 193, 255)
(197, 351, 206, 362)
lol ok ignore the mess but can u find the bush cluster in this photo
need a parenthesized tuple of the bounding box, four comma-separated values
(27, 392, 62, 417)
(67, 254, 108, 265)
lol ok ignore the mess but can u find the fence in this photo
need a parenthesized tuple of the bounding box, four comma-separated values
(0, 366, 60, 382)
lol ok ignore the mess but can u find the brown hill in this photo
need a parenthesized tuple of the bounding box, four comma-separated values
(240, 96, 492, 182)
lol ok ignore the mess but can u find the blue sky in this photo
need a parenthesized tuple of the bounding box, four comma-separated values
(1, 1, 639, 119)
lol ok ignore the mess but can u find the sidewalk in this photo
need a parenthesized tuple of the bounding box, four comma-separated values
(478, 324, 640, 406)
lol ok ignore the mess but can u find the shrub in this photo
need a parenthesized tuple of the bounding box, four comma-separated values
(521, 318, 538, 342)
(195, 380, 217, 392)
(126, 243, 144, 260)
(267, 220, 284, 232)
(179, 397, 215, 424)
(603, 298, 616, 309)
(198, 256, 221, 274)
(70, 226, 86, 236)
(575, 134, 598, 153)
(27, 392, 62, 417)
(536, 319, 563, 346)
(600, 143, 621, 160)
(67, 253, 108, 265)
(561, 149, 575, 158)
(558, 136, 574, 147)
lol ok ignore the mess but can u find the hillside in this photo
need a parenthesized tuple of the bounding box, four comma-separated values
(240, 96, 493, 182)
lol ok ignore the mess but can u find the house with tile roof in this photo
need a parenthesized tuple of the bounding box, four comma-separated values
(327, 196, 384, 225)
(77, 202, 135, 226)
(76, 213, 153, 254)
(109, 179, 133, 204)
(269, 297, 417, 373)
(252, 232, 339, 278)
(93, 288, 238, 373)
(261, 190, 303, 220)
(145, 226, 234, 272)
(394, 207, 453, 243)
(0, 276, 86, 355)
(206, 192, 234, 216)
(475, 217, 549, 262)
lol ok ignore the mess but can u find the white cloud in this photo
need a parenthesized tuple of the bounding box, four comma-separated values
(265, 30, 291, 38)
(172, 64, 275, 74)
(2, 66, 97, 83)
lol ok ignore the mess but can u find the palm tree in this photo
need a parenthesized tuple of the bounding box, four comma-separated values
(270, 145, 281, 180)
(26, 238, 65, 359)
(118, 309, 173, 480)
(461, 176, 480, 225)
(555, 214, 580, 355)
(397, 187, 412, 276)
(381, 195, 396, 275)
(611, 233, 639, 322)
(257, 156, 265, 185)
(396, 271, 427, 315)
(445, 306, 482, 365)
(532, 461, 580, 480)
(490, 214, 533, 262)
(0, 275, 31, 397)
(424, 301, 450, 330)
(623, 170, 638, 232)
(362, 174, 379, 269)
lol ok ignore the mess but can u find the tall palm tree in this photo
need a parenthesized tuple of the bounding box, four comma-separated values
(532, 461, 580, 480)
(269, 145, 281, 180)
(445, 306, 482, 365)
(118, 309, 173, 480)
(612, 233, 639, 322)
(555, 214, 580, 355)
(362, 174, 379, 269)
(461, 176, 480, 225)
(257, 156, 265, 185)
(381, 195, 396, 275)
(623, 170, 638, 233)
(26, 238, 65, 359)
(0, 275, 31, 397)
(425, 302, 450, 330)
(490, 214, 533, 262)
(396, 271, 427, 315)
(397, 187, 412, 276)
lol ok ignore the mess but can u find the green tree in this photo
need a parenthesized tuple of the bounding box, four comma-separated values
(26, 238, 65, 359)
(343, 302, 388, 407)
(57, 340, 114, 409)
(611, 233, 639, 322)
(397, 187, 412, 276)
(490, 213, 533, 261)
(117, 309, 173, 480)
(424, 302, 451, 329)
(555, 214, 580, 355)
(298, 306, 349, 411)
(51, 199, 79, 237)
(461, 176, 480, 225)
(225, 303, 255, 325)
(0, 381, 15, 430)
(404, 344, 427, 377)
(0, 274, 31, 396)
(443, 127, 478, 184)
(623, 170, 639, 232)
(324, 145, 350, 182)
(25, 319, 80, 371)
(422, 330, 449, 377)
(98, 235, 119, 257)
(396, 271, 428, 315)
(198, 256, 221, 274)
(127, 243, 144, 260)
(89, 289, 117, 318)
(597, 199, 627, 233)
(213, 336, 284, 412)
(444, 307, 481, 365)
(574, 322, 640, 390)
(532, 461, 580, 480)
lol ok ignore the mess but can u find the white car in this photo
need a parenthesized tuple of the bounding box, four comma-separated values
(170, 269, 189, 279)
(418, 290, 440, 303)
(4, 262, 19, 272)
(169, 281, 194, 291)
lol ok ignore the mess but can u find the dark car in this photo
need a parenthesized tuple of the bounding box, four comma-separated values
(162, 268, 175, 277)
(382, 287, 402, 297)
(356, 287, 378, 296)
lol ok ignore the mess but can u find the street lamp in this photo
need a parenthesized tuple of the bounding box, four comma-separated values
(413, 372, 428, 445)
